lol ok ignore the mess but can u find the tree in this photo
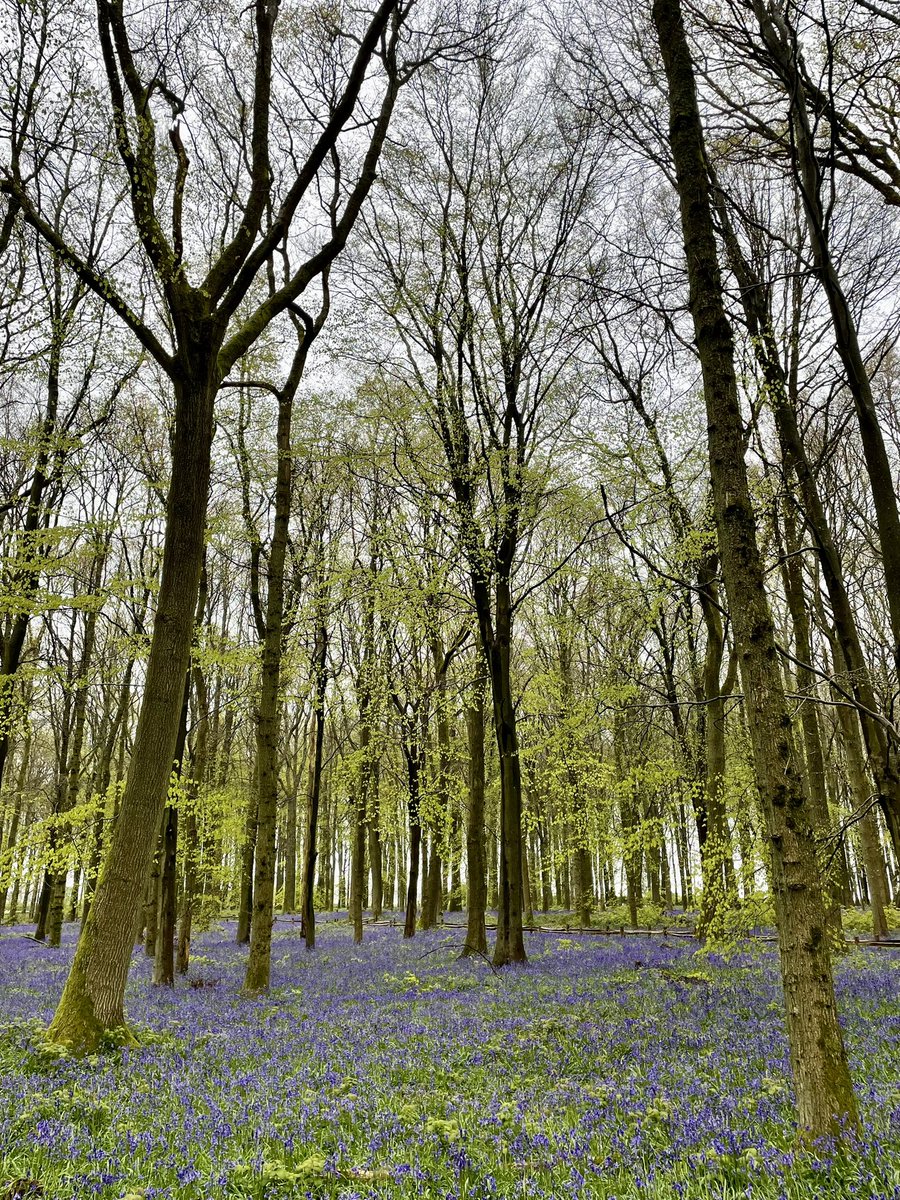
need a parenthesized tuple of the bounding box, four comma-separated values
(366, 20, 602, 963)
(651, 0, 858, 1137)
(0, 0, 408, 1049)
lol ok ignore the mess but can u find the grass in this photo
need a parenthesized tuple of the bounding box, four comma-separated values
(0, 914, 898, 1198)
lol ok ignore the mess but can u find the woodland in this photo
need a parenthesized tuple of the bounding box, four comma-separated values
(0, 0, 900, 1195)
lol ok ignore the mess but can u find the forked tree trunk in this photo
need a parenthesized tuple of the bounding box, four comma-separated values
(652, 0, 858, 1137)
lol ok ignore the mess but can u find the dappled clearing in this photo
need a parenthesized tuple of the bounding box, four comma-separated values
(1, 920, 899, 1199)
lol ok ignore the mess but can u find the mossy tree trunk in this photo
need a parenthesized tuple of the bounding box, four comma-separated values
(48, 353, 218, 1048)
(652, 0, 858, 1137)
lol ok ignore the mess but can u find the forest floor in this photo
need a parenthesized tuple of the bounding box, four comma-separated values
(0, 916, 898, 1199)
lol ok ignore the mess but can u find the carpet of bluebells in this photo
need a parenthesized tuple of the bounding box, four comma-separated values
(1, 915, 899, 1199)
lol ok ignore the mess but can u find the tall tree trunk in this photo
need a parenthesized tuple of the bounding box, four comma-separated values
(421, 833, 442, 929)
(521, 830, 535, 926)
(143, 820, 163, 956)
(300, 615, 328, 951)
(245, 362, 296, 993)
(368, 760, 383, 920)
(282, 788, 297, 914)
(48, 363, 217, 1050)
(177, 651, 209, 975)
(653, 0, 858, 1136)
(351, 556, 380, 940)
(832, 643, 890, 939)
(83, 660, 134, 928)
(350, 790, 367, 942)
(777, 501, 843, 937)
(236, 784, 257, 945)
(153, 804, 178, 986)
(0, 738, 28, 925)
(402, 727, 423, 940)
(154, 673, 190, 987)
(48, 556, 104, 947)
(480, 579, 526, 965)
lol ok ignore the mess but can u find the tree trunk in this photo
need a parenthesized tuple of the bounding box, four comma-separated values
(283, 788, 297, 914)
(177, 652, 209, 975)
(48, 557, 103, 947)
(421, 833, 442, 929)
(0, 739, 29, 925)
(833, 649, 890, 939)
(154, 671, 190, 987)
(245, 366, 295, 993)
(368, 759, 383, 920)
(153, 803, 178, 987)
(143, 820, 164, 957)
(236, 784, 257, 945)
(777, 501, 842, 938)
(480, 579, 526, 965)
(300, 615, 328, 951)
(653, 0, 858, 1137)
(83, 660, 134, 928)
(47, 362, 216, 1051)
(403, 735, 423, 940)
